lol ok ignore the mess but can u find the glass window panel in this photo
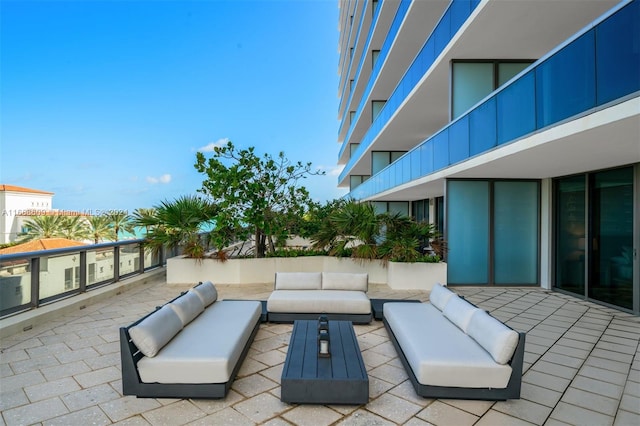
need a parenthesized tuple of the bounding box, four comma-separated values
(372, 100, 386, 122)
(372, 151, 389, 175)
(410, 149, 421, 180)
(40, 253, 80, 299)
(350, 143, 359, 157)
(497, 71, 536, 144)
(596, 1, 640, 105)
(536, 31, 596, 129)
(449, 115, 470, 164)
(498, 62, 531, 86)
(420, 142, 434, 175)
(371, 202, 387, 215)
(350, 175, 364, 191)
(452, 62, 494, 119)
(389, 202, 409, 217)
(88, 247, 115, 286)
(589, 167, 634, 309)
(433, 129, 449, 171)
(494, 181, 539, 284)
(372, 50, 380, 69)
(447, 181, 489, 284)
(390, 151, 405, 162)
(469, 97, 497, 156)
(555, 175, 586, 296)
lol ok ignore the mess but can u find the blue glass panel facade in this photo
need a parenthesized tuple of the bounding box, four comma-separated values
(596, 0, 640, 104)
(469, 98, 497, 156)
(497, 71, 536, 145)
(447, 181, 490, 284)
(449, 116, 469, 164)
(536, 31, 596, 129)
(433, 129, 449, 171)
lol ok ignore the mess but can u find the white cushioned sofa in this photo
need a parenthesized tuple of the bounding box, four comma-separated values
(120, 281, 262, 399)
(267, 272, 372, 323)
(384, 284, 525, 400)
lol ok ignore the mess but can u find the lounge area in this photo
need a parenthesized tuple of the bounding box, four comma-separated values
(1, 272, 639, 425)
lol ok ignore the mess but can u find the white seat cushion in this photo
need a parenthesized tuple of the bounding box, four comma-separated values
(137, 300, 261, 384)
(442, 294, 480, 333)
(129, 305, 183, 358)
(267, 290, 371, 314)
(322, 272, 368, 291)
(275, 272, 322, 290)
(170, 291, 204, 326)
(429, 283, 454, 311)
(191, 281, 218, 307)
(385, 302, 512, 388)
(467, 309, 520, 365)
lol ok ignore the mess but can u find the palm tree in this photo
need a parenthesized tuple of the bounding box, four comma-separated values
(17, 215, 64, 242)
(107, 212, 134, 241)
(58, 216, 90, 241)
(131, 208, 156, 237)
(133, 195, 217, 259)
(86, 215, 113, 244)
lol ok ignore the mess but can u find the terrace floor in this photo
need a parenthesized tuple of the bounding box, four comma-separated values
(1, 273, 639, 426)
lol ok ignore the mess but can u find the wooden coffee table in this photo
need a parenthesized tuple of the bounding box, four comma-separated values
(281, 320, 369, 405)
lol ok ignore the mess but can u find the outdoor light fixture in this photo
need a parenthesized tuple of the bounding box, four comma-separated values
(318, 314, 330, 357)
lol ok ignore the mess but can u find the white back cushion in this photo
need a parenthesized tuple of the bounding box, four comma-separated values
(275, 272, 322, 290)
(467, 309, 520, 364)
(170, 291, 205, 326)
(322, 272, 368, 291)
(442, 295, 480, 333)
(191, 281, 218, 307)
(429, 283, 454, 311)
(129, 305, 183, 357)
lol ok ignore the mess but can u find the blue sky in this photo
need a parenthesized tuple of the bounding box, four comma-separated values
(1, 0, 346, 213)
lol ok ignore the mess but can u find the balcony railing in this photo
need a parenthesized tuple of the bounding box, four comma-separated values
(0, 239, 167, 318)
(339, 0, 482, 173)
(348, 0, 639, 200)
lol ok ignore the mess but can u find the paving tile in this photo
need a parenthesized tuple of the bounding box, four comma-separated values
(74, 366, 121, 388)
(142, 400, 206, 425)
(520, 382, 563, 408)
(530, 360, 577, 379)
(368, 375, 395, 399)
(259, 363, 284, 383)
(366, 393, 422, 423)
(387, 380, 433, 407)
(190, 389, 245, 415)
(10, 354, 61, 374)
(523, 370, 571, 393)
(550, 402, 614, 426)
(281, 405, 342, 426)
(571, 375, 624, 400)
(2, 397, 69, 426)
(368, 363, 408, 385)
(614, 410, 640, 426)
(336, 409, 396, 425)
(237, 357, 268, 377)
(251, 349, 287, 367)
(586, 356, 632, 374)
(360, 348, 392, 368)
(184, 407, 256, 426)
(619, 395, 640, 414)
(262, 418, 295, 426)
(493, 398, 552, 425)
(43, 405, 111, 426)
(99, 397, 162, 423)
(0, 388, 30, 411)
(233, 392, 289, 423)
(625, 381, 640, 398)
(579, 366, 628, 386)
(40, 360, 91, 381)
(416, 400, 479, 426)
(562, 387, 619, 416)
(0, 370, 46, 393)
(542, 350, 588, 367)
(0, 349, 29, 364)
(24, 377, 81, 402)
(232, 372, 278, 397)
(61, 383, 121, 412)
(474, 409, 536, 426)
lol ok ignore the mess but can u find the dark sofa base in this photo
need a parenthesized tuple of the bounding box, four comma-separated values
(268, 311, 372, 324)
(383, 317, 525, 400)
(120, 314, 261, 399)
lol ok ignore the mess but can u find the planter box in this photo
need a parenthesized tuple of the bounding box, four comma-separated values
(387, 261, 447, 291)
(167, 256, 446, 290)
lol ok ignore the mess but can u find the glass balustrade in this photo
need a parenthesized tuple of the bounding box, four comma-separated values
(0, 240, 167, 318)
(348, 0, 639, 201)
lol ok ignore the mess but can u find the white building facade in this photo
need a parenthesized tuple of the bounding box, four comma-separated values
(0, 185, 54, 244)
(336, 0, 639, 313)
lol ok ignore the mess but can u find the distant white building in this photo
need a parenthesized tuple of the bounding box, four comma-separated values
(0, 185, 54, 244)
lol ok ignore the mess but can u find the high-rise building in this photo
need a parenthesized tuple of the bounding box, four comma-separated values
(336, 0, 639, 312)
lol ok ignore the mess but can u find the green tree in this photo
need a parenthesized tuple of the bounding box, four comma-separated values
(132, 195, 217, 259)
(131, 208, 157, 237)
(17, 215, 64, 242)
(107, 211, 134, 242)
(194, 141, 323, 258)
(58, 216, 90, 241)
(86, 215, 113, 244)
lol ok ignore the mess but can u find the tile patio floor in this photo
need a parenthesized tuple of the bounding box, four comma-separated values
(1, 273, 639, 425)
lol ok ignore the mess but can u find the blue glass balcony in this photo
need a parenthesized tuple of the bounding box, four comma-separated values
(348, 0, 639, 201)
(340, 0, 480, 174)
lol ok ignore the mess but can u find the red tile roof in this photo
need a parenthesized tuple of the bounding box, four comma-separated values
(0, 238, 87, 255)
(0, 184, 54, 195)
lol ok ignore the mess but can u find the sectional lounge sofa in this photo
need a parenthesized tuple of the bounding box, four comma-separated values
(384, 284, 525, 400)
(120, 281, 261, 399)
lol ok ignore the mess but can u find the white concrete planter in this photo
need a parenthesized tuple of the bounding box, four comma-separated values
(387, 261, 447, 291)
(167, 256, 446, 290)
